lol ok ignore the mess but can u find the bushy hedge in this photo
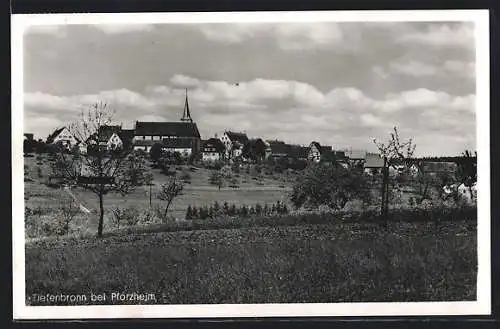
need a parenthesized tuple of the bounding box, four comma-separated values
(185, 201, 289, 220)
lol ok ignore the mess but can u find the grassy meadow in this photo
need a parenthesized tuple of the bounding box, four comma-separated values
(25, 215, 477, 305)
(23, 153, 478, 305)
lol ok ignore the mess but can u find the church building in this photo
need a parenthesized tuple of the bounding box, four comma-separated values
(133, 89, 201, 155)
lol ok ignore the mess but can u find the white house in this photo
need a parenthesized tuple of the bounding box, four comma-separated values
(307, 141, 332, 163)
(219, 131, 249, 159)
(46, 127, 79, 150)
(161, 138, 195, 158)
(97, 125, 124, 151)
(202, 138, 226, 163)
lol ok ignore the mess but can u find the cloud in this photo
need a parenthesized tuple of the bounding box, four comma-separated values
(389, 60, 438, 77)
(24, 74, 476, 156)
(196, 23, 344, 50)
(397, 23, 474, 49)
(360, 113, 385, 128)
(92, 24, 154, 34)
(24, 25, 67, 38)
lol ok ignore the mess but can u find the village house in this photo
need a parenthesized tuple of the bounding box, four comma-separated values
(24, 133, 34, 141)
(132, 90, 201, 154)
(219, 131, 249, 160)
(46, 126, 80, 151)
(289, 145, 310, 162)
(420, 161, 458, 177)
(201, 138, 226, 163)
(265, 140, 287, 160)
(96, 125, 123, 151)
(363, 153, 384, 175)
(345, 149, 367, 167)
(241, 138, 267, 163)
(308, 141, 332, 162)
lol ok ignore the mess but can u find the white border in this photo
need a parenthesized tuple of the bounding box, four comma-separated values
(12, 10, 491, 319)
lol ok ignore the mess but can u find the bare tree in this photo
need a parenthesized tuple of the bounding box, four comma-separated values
(157, 177, 184, 221)
(373, 127, 417, 219)
(51, 102, 151, 237)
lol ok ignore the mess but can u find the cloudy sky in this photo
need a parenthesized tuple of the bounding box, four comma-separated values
(23, 21, 476, 156)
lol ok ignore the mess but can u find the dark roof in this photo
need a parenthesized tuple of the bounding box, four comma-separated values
(24, 133, 34, 140)
(269, 142, 290, 156)
(421, 161, 458, 173)
(364, 153, 384, 168)
(289, 145, 309, 158)
(225, 131, 249, 145)
(267, 139, 285, 145)
(346, 149, 367, 160)
(202, 138, 226, 153)
(46, 127, 66, 144)
(119, 129, 135, 143)
(135, 121, 201, 138)
(333, 150, 347, 159)
(162, 138, 195, 149)
(98, 125, 121, 142)
(133, 140, 155, 147)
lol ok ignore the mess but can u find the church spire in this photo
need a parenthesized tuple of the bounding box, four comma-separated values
(181, 88, 193, 123)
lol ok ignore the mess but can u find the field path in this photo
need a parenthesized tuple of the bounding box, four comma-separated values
(63, 186, 92, 214)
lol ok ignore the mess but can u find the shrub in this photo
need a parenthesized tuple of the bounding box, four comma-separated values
(139, 208, 158, 225)
(110, 206, 140, 229)
(180, 171, 191, 182)
(191, 206, 199, 219)
(255, 203, 263, 215)
(290, 163, 369, 210)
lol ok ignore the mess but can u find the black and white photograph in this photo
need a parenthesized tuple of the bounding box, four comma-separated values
(12, 10, 490, 319)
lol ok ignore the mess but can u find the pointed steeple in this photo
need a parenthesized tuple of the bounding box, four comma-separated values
(181, 88, 193, 123)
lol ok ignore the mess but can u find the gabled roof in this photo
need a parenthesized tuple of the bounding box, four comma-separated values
(289, 145, 309, 158)
(162, 138, 195, 149)
(225, 131, 249, 145)
(98, 125, 122, 143)
(269, 142, 290, 156)
(135, 121, 201, 138)
(309, 141, 332, 154)
(202, 138, 225, 153)
(46, 127, 66, 144)
(119, 129, 135, 142)
(364, 153, 384, 168)
(346, 149, 367, 160)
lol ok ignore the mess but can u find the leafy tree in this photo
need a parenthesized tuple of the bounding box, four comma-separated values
(290, 163, 369, 210)
(229, 204, 237, 216)
(240, 205, 249, 217)
(209, 170, 224, 190)
(191, 206, 198, 219)
(263, 203, 269, 215)
(223, 201, 230, 215)
(149, 143, 164, 163)
(186, 205, 193, 220)
(157, 177, 184, 220)
(255, 203, 263, 215)
(50, 102, 151, 237)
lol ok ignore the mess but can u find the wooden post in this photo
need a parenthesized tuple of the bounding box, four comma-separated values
(380, 156, 389, 224)
(149, 184, 152, 207)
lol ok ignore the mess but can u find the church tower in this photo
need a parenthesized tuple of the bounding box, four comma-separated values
(180, 88, 193, 123)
